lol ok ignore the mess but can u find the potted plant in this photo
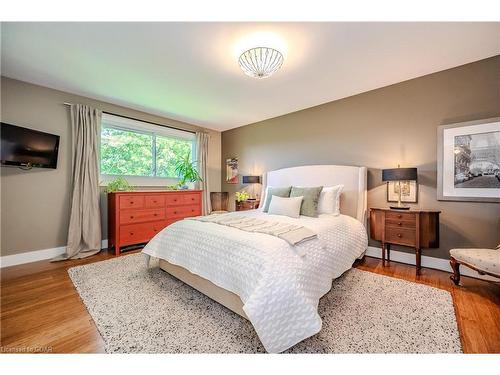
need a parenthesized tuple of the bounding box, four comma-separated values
(235, 191, 250, 202)
(105, 176, 133, 193)
(173, 153, 202, 189)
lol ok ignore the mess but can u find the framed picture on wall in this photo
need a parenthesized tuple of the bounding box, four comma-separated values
(437, 117, 500, 203)
(386, 181, 418, 203)
(225, 157, 238, 184)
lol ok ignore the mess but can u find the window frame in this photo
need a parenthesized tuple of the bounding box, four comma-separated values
(99, 113, 196, 187)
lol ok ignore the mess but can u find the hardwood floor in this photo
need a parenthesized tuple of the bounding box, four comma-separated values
(1, 250, 499, 353)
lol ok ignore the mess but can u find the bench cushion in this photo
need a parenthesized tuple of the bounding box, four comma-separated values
(450, 248, 500, 277)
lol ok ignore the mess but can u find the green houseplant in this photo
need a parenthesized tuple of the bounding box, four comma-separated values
(235, 191, 250, 202)
(173, 153, 202, 189)
(105, 176, 133, 193)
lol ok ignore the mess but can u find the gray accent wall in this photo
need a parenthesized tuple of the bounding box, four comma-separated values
(1, 77, 221, 257)
(221, 56, 500, 259)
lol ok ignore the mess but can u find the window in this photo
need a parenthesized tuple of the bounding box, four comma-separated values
(100, 114, 196, 185)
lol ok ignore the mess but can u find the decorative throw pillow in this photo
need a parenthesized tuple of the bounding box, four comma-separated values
(290, 186, 323, 217)
(318, 185, 344, 215)
(267, 195, 303, 219)
(262, 186, 292, 212)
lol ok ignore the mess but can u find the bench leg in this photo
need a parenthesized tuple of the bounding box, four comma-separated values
(450, 257, 461, 285)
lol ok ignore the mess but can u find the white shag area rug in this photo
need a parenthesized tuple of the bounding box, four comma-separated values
(68, 253, 462, 353)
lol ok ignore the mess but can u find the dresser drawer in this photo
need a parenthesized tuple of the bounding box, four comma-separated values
(166, 205, 201, 218)
(165, 194, 184, 206)
(385, 227, 416, 247)
(385, 218, 416, 228)
(145, 195, 165, 208)
(120, 208, 165, 224)
(119, 220, 168, 246)
(183, 193, 201, 205)
(119, 195, 144, 209)
(385, 211, 416, 223)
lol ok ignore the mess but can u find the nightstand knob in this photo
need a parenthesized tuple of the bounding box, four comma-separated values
(397, 214, 402, 218)
(397, 233, 402, 238)
(398, 222, 402, 226)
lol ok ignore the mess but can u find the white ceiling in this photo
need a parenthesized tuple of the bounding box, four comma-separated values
(1, 22, 499, 131)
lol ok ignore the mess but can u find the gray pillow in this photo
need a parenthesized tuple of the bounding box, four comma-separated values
(262, 186, 292, 212)
(290, 186, 323, 217)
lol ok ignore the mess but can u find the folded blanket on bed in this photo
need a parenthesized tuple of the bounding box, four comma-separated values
(188, 214, 318, 246)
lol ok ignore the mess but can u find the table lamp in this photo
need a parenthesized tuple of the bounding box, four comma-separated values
(242, 175, 261, 200)
(382, 166, 418, 210)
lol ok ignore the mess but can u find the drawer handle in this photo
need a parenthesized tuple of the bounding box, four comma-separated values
(153, 228, 158, 232)
(397, 233, 402, 238)
(398, 222, 402, 226)
(130, 201, 134, 204)
(191, 197, 195, 201)
(397, 214, 402, 218)
(153, 200, 157, 203)
(154, 213, 158, 216)
(174, 211, 177, 214)
(129, 232, 134, 235)
(130, 216, 134, 219)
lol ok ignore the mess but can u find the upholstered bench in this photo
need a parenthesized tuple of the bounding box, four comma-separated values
(449, 246, 500, 285)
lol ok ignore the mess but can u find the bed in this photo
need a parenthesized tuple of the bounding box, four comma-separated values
(142, 165, 368, 353)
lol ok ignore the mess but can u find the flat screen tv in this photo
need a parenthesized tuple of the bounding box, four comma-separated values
(1, 123, 60, 169)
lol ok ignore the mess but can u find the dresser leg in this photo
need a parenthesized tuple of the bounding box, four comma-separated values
(115, 245, 120, 256)
(381, 243, 386, 266)
(386, 243, 391, 262)
(415, 248, 421, 276)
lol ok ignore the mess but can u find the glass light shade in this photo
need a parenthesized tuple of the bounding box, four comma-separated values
(238, 47, 284, 79)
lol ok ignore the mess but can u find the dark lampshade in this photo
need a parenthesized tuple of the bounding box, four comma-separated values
(242, 175, 261, 184)
(382, 168, 418, 182)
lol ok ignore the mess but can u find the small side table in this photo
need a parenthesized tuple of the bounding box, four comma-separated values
(369, 208, 440, 275)
(235, 199, 260, 211)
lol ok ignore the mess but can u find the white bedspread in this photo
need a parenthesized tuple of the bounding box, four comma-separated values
(142, 211, 368, 353)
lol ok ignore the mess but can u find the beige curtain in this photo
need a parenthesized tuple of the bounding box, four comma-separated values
(54, 104, 102, 260)
(196, 132, 211, 215)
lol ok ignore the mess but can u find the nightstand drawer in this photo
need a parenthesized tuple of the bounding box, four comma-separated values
(385, 218, 416, 228)
(385, 211, 416, 223)
(385, 227, 416, 246)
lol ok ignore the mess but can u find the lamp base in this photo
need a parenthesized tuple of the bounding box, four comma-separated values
(389, 206, 410, 210)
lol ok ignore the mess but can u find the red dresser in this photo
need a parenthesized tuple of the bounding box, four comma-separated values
(108, 190, 202, 255)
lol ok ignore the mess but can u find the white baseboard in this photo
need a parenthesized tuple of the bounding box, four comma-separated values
(366, 246, 498, 282)
(0, 239, 109, 268)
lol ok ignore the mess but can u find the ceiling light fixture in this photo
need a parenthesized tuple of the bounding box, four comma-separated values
(238, 47, 284, 79)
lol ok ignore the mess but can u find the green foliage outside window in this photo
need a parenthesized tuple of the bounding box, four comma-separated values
(100, 126, 193, 178)
(156, 135, 193, 178)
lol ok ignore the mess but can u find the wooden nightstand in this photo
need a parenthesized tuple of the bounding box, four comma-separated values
(235, 199, 260, 211)
(369, 208, 440, 275)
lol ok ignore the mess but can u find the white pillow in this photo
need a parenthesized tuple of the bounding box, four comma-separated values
(317, 185, 344, 215)
(267, 195, 303, 218)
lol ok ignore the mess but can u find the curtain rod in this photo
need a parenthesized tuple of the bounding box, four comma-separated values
(63, 102, 197, 135)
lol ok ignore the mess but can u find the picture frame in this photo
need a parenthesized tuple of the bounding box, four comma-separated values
(386, 181, 418, 203)
(437, 117, 500, 203)
(225, 157, 238, 184)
